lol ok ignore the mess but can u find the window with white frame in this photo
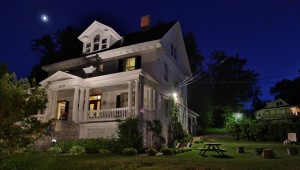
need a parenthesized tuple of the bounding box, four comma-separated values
(93, 35, 100, 51)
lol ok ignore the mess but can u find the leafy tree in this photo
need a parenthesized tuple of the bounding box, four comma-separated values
(0, 73, 51, 154)
(270, 77, 300, 105)
(207, 51, 260, 127)
(184, 32, 204, 73)
(183, 32, 207, 131)
(0, 63, 9, 77)
(29, 26, 82, 83)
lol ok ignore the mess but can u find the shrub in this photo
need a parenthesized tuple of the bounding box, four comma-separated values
(117, 117, 144, 152)
(47, 146, 62, 154)
(21, 147, 40, 154)
(69, 145, 85, 155)
(146, 148, 157, 156)
(99, 149, 111, 155)
(55, 140, 77, 153)
(55, 138, 119, 154)
(122, 148, 137, 156)
(161, 148, 174, 155)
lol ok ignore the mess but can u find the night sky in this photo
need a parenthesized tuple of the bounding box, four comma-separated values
(1, 0, 299, 101)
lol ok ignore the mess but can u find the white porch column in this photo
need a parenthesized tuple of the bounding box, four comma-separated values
(83, 87, 90, 121)
(149, 87, 153, 112)
(140, 81, 144, 109)
(134, 79, 140, 115)
(128, 80, 133, 113)
(44, 90, 53, 121)
(51, 91, 58, 119)
(78, 88, 85, 122)
(72, 86, 80, 122)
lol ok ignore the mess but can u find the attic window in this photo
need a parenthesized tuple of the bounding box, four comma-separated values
(102, 38, 107, 49)
(94, 35, 100, 43)
(171, 43, 177, 60)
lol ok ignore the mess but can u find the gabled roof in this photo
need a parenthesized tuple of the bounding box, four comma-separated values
(83, 21, 177, 56)
(78, 21, 122, 42)
(40, 71, 82, 86)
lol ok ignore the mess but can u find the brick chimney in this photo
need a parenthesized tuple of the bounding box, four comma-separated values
(141, 15, 151, 32)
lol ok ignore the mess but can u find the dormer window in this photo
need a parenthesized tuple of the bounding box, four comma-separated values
(85, 43, 91, 53)
(102, 38, 107, 49)
(93, 35, 100, 51)
(94, 35, 100, 43)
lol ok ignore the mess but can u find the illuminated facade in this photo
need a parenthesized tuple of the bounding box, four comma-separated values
(255, 98, 300, 122)
(37, 16, 196, 146)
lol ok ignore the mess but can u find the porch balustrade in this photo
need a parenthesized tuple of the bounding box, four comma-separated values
(87, 107, 135, 121)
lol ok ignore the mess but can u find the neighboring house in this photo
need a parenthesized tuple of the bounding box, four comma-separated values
(255, 98, 300, 122)
(37, 16, 197, 147)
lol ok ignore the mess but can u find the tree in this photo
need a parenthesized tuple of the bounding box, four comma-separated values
(29, 26, 82, 83)
(206, 51, 260, 127)
(0, 73, 50, 153)
(270, 77, 300, 105)
(0, 63, 9, 77)
(184, 32, 204, 73)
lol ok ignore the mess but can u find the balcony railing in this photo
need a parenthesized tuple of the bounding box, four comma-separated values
(87, 107, 135, 121)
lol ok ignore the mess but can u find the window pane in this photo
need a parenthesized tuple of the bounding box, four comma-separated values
(94, 44, 99, 51)
(94, 35, 100, 43)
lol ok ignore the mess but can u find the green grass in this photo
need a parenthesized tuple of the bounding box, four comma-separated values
(202, 127, 227, 134)
(2, 135, 300, 170)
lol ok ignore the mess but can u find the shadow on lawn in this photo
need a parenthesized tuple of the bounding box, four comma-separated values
(210, 155, 233, 159)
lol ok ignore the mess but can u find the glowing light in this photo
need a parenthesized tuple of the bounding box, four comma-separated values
(173, 92, 178, 102)
(41, 14, 49, 22)
(235, 113, 243, 120)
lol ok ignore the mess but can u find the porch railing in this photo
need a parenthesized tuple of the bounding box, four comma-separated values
(87, 107, 135, 121)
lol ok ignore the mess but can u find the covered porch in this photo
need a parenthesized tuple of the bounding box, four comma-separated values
(38, 69, 158, 123)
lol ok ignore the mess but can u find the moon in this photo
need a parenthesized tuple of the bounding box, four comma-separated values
(41, 14, 49, 22)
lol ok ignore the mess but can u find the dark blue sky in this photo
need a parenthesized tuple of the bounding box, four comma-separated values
(0, 0, 299, 101)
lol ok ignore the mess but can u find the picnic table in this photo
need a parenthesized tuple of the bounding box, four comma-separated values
(197, 142, 227, 156)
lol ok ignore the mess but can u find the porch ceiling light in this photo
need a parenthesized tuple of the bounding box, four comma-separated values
(83, 65, 96, 74)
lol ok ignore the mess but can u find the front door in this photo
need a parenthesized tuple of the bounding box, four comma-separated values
(56, 101, 69, 120)
(89, 95, 101, 111)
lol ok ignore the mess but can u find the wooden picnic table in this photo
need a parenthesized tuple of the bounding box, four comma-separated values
(197, 142, 227, 156)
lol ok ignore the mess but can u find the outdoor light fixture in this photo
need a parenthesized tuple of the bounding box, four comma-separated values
(173, 92, 178, 102)
(235, 113, 243, 121)
(52, 138, 57, 145)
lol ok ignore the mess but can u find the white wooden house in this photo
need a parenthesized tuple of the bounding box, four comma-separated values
(37, 16, 197, 147)
(255, 98, 300, 122)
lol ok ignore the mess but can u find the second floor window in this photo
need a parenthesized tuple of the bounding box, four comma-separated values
(164, 63, 168, 81)
(125, 57, 136, 71)
(118, 56, 141, 72)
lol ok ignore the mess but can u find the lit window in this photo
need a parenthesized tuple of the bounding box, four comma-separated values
(124, 57, 136, 71)
(99, 64, 104, 72)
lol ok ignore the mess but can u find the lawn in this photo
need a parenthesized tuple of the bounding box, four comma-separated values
(2, 135, 300, 170)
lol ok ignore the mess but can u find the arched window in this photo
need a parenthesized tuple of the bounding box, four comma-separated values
(93, 35, 100, 51)
(94, 35, 100, 43)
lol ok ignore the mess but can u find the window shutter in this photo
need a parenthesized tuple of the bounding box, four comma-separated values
(135, 56, 141, 69)
(118, 59, 124, 72)
(116, 95, 121, 108)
